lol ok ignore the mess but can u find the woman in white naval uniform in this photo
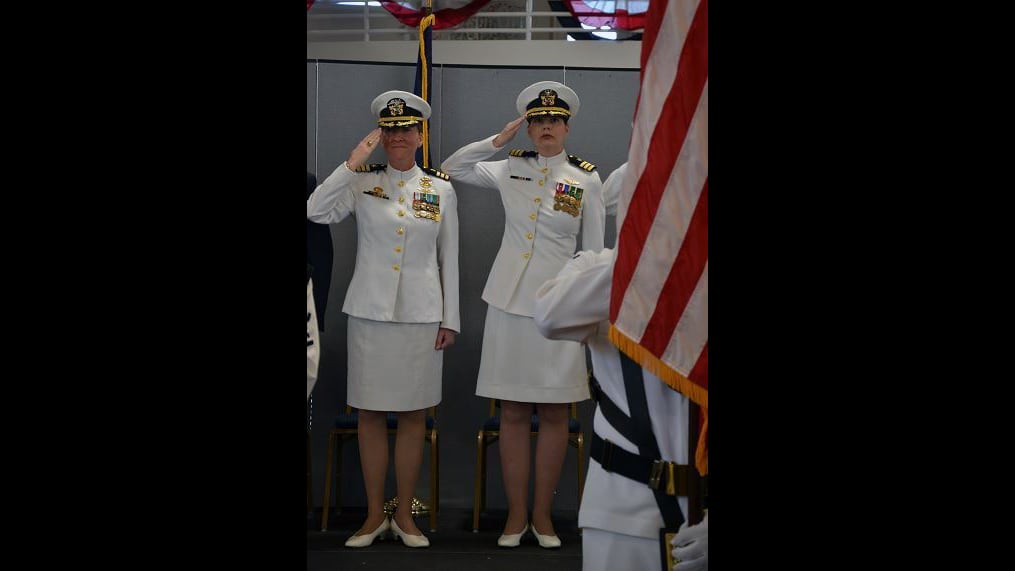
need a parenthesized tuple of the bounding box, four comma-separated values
(533, 248, 706, 571)
(441, 81, 605, 547)
(307, 91, 459, 549)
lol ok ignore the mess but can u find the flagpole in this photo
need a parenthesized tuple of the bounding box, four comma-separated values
(415, 1, 434, 168)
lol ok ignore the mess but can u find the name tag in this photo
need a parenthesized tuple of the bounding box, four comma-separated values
(363, 186, 389, 200)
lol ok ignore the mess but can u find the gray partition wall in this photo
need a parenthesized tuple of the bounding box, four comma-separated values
(307, 59, 639, 516)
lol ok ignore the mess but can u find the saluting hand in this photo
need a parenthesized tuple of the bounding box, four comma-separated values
(492, 116, 526, 148)
(347, 128, 382, 170)
(434, 328, 456, 350)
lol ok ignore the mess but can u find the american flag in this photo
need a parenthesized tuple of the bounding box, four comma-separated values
(610, 0, 708, 475)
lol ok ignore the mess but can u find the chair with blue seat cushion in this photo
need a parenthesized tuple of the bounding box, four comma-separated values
(472, 399, 585, 531)
(320, 405, 439, 532)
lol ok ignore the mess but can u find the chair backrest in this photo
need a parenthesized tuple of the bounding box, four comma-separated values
(488, 399, 577, 419)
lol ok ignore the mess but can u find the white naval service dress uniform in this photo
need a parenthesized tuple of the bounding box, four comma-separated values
(534, 248, 690, 571)
(441, 136, 604, 403)
(307, 161, 459, 411)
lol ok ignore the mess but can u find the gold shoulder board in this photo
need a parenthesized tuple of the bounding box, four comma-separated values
(423, 166, 451, 181)
(567, 155, 597, 172)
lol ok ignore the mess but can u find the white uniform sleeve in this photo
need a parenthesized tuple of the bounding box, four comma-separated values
(437, 184, 461, 332)
(580, 170, 606, 253)
(307, 279, 320, 401)
(440, 135, 503, 190)
(602, 162, 628, 217)
(307, 162, 358, 224)
(533, 248, 615, 343)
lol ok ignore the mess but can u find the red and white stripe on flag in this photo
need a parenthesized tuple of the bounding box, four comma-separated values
(609, 0, 708, 475)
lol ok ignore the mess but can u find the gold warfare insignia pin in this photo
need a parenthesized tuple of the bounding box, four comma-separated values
(387, 98, 406, 116)
(363, 186, 389, 200)
(420, 176, 432, 188)
(540, 89, 557, 106)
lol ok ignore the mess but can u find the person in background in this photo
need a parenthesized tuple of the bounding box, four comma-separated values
(307, 264, 320, 401)
(307, 172, 333, 332)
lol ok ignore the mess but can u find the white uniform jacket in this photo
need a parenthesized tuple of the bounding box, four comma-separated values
(441, 135, 605, 316)
(533, 248, 689, 539)
(306, 162, 460, 333)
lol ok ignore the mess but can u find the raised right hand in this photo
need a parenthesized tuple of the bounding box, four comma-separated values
(492, 116, 526, 149)
(347, 128, 382, 170)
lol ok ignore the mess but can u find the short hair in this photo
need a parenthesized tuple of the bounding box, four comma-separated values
(381, 124, 423, 133)
(527, 115, 569, 126)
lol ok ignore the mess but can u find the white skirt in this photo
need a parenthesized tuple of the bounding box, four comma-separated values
(475, 305, 590, 403)
(347, 316, 442, 411)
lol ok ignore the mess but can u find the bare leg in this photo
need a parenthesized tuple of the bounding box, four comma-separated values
(499, 400, 534, 534)
(393, 409, 426, 535)
(531, 402, 568, 536)
(355, 409, 389, 535)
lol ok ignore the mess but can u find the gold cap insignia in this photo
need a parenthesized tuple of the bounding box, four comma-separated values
(387, 98, 406, 116)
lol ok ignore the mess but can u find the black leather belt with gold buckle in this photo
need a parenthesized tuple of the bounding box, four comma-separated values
(590, 433, 688, 496)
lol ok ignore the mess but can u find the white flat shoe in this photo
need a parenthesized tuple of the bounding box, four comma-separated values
(344, 517, 390, 548)
(497, 523, 529, 548)
(531, 522, 561, 549)
(390, 518, 430, 548)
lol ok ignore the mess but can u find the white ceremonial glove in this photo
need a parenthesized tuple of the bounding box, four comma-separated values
(671, 512, 707, 571)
